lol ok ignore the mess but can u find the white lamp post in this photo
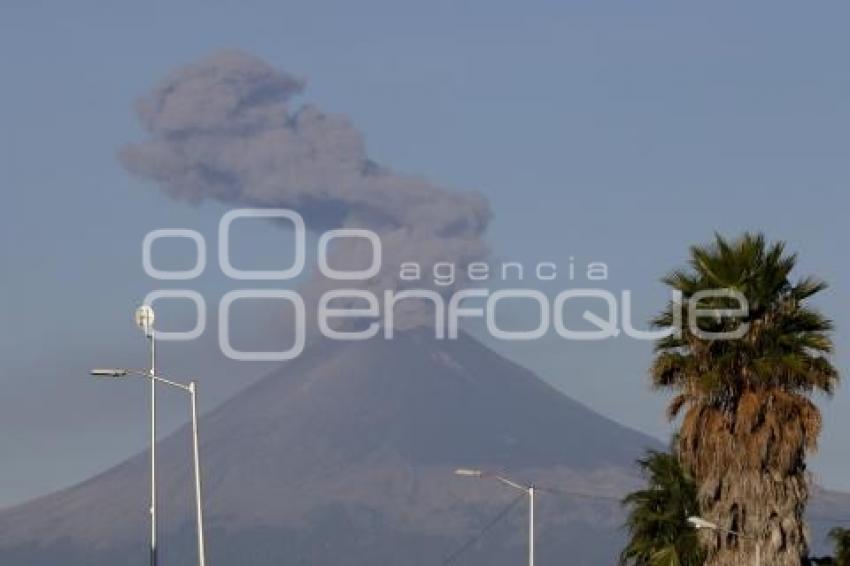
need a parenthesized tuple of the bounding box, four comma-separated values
(455, 469, 535, 566)
(90, 368, 207, 566)
(133, 305, 158, 566)
(687, 516, 761, 566)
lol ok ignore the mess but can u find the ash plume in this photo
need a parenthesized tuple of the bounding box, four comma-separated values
(120, 50, 491, 328)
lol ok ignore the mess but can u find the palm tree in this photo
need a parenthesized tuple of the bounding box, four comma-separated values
(651, 233, 839, 565)
(808, 528, 850, 565)
(828, 528, 850, 566)
(621, 449, 704, 566)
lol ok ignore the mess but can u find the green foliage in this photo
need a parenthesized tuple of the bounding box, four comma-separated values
(829, 528, 850, 566)
(620, 450, 705, 566)
(652, 232, 837, 413)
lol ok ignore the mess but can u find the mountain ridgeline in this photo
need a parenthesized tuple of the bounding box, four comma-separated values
(0, 331, 700, 564)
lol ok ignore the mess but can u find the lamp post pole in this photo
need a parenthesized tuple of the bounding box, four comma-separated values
(528, 485, 534, 566)
(189, 381, 207, 566)
(148, 326, 157, 566)
(93, 305, 206, 566)
(133, 304, 158, 566)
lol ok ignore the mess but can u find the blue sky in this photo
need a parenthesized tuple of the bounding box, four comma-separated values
(1, 1, 849, 506)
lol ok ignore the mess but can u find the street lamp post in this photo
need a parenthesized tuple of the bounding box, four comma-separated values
(688, 516, 761, 566)
(134, 305, 158, 566)
(455, 469, 535, 566)
(91, 368, 207, 566)
(188, 380, 206, 566)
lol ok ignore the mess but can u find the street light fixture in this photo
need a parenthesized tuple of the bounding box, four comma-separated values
(91, 367, 207, 566)
(90, 369, 130, 377)
(454, 469, 536, 566)
(454, 469, 483, 478)
(687, 515, 761, 566)
(687, 517, 719, 531)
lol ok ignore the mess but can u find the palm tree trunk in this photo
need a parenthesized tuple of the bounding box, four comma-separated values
(679, 407, 811, 565)
(696, 470, 808, 565)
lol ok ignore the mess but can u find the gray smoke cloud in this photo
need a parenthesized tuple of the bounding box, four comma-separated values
(120, 50, 491, 329)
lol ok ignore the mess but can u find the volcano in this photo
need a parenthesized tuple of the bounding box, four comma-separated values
(0, 331, 665, 564)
